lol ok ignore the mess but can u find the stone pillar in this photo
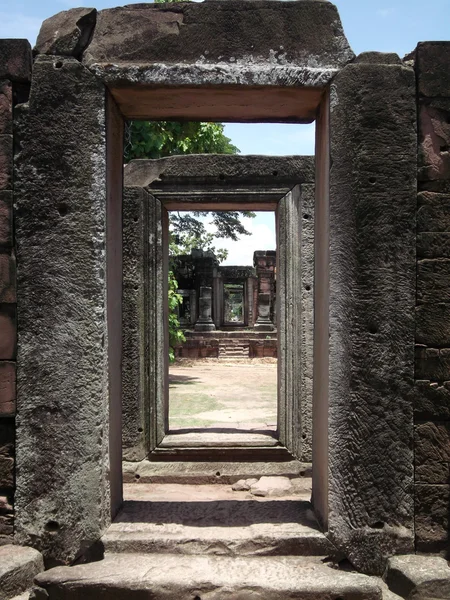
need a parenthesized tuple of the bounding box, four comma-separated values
(14, 56, 122, 564)
(254, 252, 276, 332)
(315, 54, 417, 574)
(254, 293, 273, 331)
(195, 286, 216, 331)
(0, 40, 32, 547)
(414, 42, 450, 555)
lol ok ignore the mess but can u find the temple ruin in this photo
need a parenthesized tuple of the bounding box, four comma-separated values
(0, 1, 449, 598)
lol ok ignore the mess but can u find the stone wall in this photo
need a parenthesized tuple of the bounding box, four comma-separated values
(0, 40, 31, 546)
(414, 42, 450, 555)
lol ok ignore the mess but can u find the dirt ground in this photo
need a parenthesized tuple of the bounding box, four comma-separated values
(169, 360, 277, 431)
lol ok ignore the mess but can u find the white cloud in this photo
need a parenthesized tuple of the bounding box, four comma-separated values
(376, 8, 395, 18)
(203, 216, 276, 267)
(0, 12, 42, 44)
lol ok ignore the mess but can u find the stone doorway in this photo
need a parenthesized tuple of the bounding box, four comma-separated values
(122, 155, 314, 464)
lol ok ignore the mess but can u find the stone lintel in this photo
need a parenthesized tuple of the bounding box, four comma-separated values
(82, 2, 353, 70)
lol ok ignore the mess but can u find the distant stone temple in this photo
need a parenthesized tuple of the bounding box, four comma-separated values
(172, 249, 278, 358)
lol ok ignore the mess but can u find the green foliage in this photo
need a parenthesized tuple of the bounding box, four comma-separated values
(124, 121, 238, 163)
(168, 270, 186, 363)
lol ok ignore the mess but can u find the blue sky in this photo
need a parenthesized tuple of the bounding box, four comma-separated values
(1, 0, 448, 263)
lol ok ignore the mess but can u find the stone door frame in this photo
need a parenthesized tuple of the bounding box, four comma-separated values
(14, 2, 416, 572)
(122, 163, 314, 464)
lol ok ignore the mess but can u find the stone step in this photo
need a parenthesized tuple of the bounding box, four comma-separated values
(102, 494, 334, 558)
(158, 431, 279, 448)
(35, 553, 383, 600)
(0, 545, 44, 600)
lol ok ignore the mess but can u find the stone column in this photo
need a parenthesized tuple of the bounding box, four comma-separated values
(195, 286, 216, 331)
(254, 292, 274, 331)
(14, 56, 122, 564)
(314, 54, 416, 574)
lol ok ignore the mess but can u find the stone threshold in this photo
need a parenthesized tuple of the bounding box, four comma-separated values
(160, 430, 278, 448)
(123, 460, 312, 485)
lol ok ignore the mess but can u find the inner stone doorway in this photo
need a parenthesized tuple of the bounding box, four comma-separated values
(122, 154, 315, 465)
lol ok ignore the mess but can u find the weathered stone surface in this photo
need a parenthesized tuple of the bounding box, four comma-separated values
(415, 484, 449, 553)
(300, 184, 314, 462)
(125, 155, 315, 190)
(413, 380, 450, 420)
(14, 56, 112, 564)
(231, 478, 258, 491)
(123, 460, 311, 485)
(386, 555, 450, 600)
(122, 187, 149, 462)
(83, 2, 354, 80)
(416, 303, 450, 346)
(122, 187, 164, 461)
(415, 422, 450, 484)
(354, 52, 402, 65)
(417, 192, 450, 232)
(250, 476, 293, 497)
(102, 493, 334, 558)
(0, 192, 12, 247)
(0, 305, 16, 360)
(0, 455, 13, 488)
(0, 135, 12, 191)
(418, 99, 450, 182)
(0, 545, 44, 600)
(0, 40, 32, 83)
(36, 553, 382, 600)
(417, 233, 450, 259)
(0, 252, 16, 303)
(416, 42, 450, 98)
(0, 362, 15, 417)
(417, 259, 450, 304)
(415, 345, 450, 382)
(326, 62, 416, 574)
(0, 81, 12, 136)
(35, 8, 97, 58)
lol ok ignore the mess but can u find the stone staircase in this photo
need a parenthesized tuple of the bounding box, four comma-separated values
(34, 481, 387, 599)
(218, 338, 250, 359)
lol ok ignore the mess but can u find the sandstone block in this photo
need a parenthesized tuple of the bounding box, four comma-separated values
(416, 42, 450, 97)
(0, 81, 12, 136)
(0, 513, 13, 537)
(417, 192, 450, 233)
(417, 258, 450, 304)
(0, 252, 15, 303)
(386, 555, 450, 600)
(414, 380, 450, 420)
(326, 60, 416, 574)
(14, 56, 112, 565)
(416, 302, 450, 346)
(0, 135, 12, 191)
(415, 421, 450, 484)
(415, 345, 450, 382)
(415, 484, 449, 553)
(417, 232, 450, 259)
(0, 192, 12, 247)
(418, 99, 450, 182)
(0, 306, 15, 360)
(250, 476, 293, 497)
(0, 362, 15, 417)
(0, 40, 32, 82)
(0, 545, 44, 600)
(36, 8, 97, 58)
(83, 1, 354, 75)
(0, 456, 13, 488)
